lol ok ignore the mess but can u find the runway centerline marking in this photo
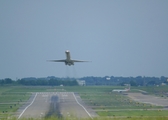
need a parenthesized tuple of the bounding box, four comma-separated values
(18, 93, 37, 119)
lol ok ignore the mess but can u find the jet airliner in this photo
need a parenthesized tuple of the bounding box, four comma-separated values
(112, 85, 130, 93)
(48, 50, 89, 66)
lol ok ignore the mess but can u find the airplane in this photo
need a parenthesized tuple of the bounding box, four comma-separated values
(47, 50, 89, 66)
(112, 85, 130, 93)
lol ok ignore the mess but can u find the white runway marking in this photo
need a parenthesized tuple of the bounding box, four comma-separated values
(72, 92, 93, 119)
(18, 93, 37, 119)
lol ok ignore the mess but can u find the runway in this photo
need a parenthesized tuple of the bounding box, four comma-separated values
(17, 92, 96, 119)
(127, 93, 168, 107)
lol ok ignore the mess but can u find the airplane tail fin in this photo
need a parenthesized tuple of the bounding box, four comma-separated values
(128, 84, 131, 91)
(125, 84, 131, 91)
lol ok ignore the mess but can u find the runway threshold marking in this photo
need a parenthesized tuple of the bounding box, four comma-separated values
(72, 92, 93, 119)
(18, 93, 38, 119)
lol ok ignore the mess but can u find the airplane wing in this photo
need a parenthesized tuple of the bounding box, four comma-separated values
(72, 60, 90, 62)
(47, 60, 66, 62)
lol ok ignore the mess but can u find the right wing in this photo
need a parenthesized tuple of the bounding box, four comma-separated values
(72, 60, 90, 62)
(47, 60, 66, 62)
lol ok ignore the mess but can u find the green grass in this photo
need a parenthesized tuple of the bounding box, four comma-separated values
(0, 86, 31, 118)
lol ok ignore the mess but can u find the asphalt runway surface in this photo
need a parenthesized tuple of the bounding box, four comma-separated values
(17, 92, 97, 119)
(127, 93, 168, 107)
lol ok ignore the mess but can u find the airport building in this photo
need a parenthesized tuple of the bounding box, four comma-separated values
(77, 80, 86, 86)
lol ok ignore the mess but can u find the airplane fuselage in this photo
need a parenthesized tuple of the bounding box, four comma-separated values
(65, 50, 74, 65)
(112, 89, 129, 93)
(112, 86, 130, 93)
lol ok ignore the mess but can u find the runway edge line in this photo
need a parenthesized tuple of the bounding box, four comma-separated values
(17, 93, 38, 119)
(72, 92, 93, 119)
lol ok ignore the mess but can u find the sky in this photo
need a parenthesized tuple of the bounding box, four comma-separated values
(0, 0, 168, 79)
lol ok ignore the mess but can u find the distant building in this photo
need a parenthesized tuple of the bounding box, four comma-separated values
(106, 77, 111, 80)
(124, 84, 130, 87)
(77, 80, 86, 86)
(161, 83, 166, 86)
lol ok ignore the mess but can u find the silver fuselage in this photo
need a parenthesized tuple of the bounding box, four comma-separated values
(65, 50, 74, 65)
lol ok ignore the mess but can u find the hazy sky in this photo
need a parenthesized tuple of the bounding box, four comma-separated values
(0, 0, 168, 79)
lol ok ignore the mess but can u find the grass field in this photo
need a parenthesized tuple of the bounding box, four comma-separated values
(0, 85, 168, 120)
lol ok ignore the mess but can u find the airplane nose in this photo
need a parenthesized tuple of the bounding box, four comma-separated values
(65, 50, 69, 53)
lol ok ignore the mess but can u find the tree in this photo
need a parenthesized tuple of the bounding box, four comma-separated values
(147, 81, 156, 86)
(130, 80, 137, 86)
(0, 80, 4, 85)
(4, 78, 12, 84)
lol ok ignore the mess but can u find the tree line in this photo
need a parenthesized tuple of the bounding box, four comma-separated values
(0, 76, 167, 86)
(0, 77, 78, 86)
(81, 76, 168, 86)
